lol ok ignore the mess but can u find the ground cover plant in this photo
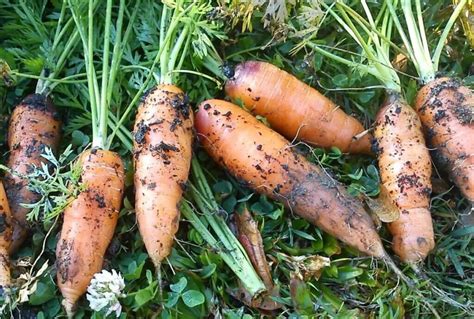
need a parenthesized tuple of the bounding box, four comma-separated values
(0, 0, 473, 318)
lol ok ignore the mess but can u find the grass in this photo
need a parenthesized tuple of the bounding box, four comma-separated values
(0, 0, 473, 318)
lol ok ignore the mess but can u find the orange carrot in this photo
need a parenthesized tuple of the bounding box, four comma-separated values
(133, 84, 193, 268)
(55, 2, 131, 315)
(56, 149, 124, 315)
(195, 99, 388, 260)
(5, 94, 61, 252)
(415, 78, 474, 204)
(224, 61, 372, 154)
(374, 94, 434, 263)
(0, 181, 13, 289)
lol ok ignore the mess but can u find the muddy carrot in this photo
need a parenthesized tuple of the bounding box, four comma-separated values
(195, 99, 393, 263)
(5, 94, 61, 252)
(56, 149, 124, 314)
(133, 84, 193, 268)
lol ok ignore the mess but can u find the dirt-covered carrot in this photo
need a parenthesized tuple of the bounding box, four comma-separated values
(57, 149, 124, 314)
(195, 99, 393, 262)
(131, 1, 199, 270)
(224, 60, 372, 154)
(0, 181, 13, 289)
(2, 0, 82, 252)
(374, 94, 434, 262)
(133, 85, 193, 268)
(388, 0, 473, 207)
(5, 94, 61, 252)
(415, 79, 473, 202)
(56, 2, 133, 315)
(309, 1, 435, 263)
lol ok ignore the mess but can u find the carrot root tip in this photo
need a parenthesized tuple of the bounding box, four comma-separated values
(409, 263, 428, 281)
(155, 263, 164, 303)
(382, 255, 414, 288)
(62, 298, 76, 319)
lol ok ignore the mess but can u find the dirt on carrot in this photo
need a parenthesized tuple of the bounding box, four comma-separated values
(56, 149, 124, 315)
(374, 93, 435, 263)
(5, 94, 61, 253)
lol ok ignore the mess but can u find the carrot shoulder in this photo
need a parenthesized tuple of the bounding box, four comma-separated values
(133, 84, 193, 268)
(5, 94, 61, 252)
(56, 149, 124, 314)
(374, 94, 434, 263)
(195, 99, 386, 258)
(225, 61, 372, 154)
(415, 77, 474, 202)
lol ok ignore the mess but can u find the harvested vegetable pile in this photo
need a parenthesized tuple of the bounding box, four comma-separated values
(0, 0, 473, 318)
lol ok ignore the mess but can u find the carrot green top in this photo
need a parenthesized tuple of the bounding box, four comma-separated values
(387, 0, 468, 84)
(298, 1, 403, 94)
(70, 0, 139, 149)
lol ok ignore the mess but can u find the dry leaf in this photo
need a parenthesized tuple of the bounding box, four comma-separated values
(234, 206, 274, 288)
(391, 53, 408, 73)
(17, 261, 49, 303)
(365, 184, 400, 223)
(233, 205, 281, 310)
(289, 255, 330, 281)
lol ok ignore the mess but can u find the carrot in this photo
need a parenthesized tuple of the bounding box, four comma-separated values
(374, 94, 434, 262)
(224, 60, 372, 154)
(415, 79, 474, 203)
(56, 2, 131, 315)
(2, 1, 83, 253)
(56, 149, 124, 315)
(133, 84, 193, 268)
(5, 94, 61, 252)
(195, 99, 391, 261)
(0, 181, 13, 289)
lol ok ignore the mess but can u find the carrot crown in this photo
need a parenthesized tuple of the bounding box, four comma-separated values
(106, 0, 225, 148)
(386, 0, 468, 84)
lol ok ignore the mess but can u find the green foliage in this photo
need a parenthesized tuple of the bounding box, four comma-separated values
(0, 145, 83, 222)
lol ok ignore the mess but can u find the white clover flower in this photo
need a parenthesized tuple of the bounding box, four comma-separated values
(86, 269, 126, 318)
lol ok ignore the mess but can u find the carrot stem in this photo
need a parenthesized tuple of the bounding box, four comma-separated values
(390, 0, 467, 83)
(431, 0, 468, 71)
(98, 0, 113, 148)
(186, 159, 266, 298)
(107, 2, 192, 148)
